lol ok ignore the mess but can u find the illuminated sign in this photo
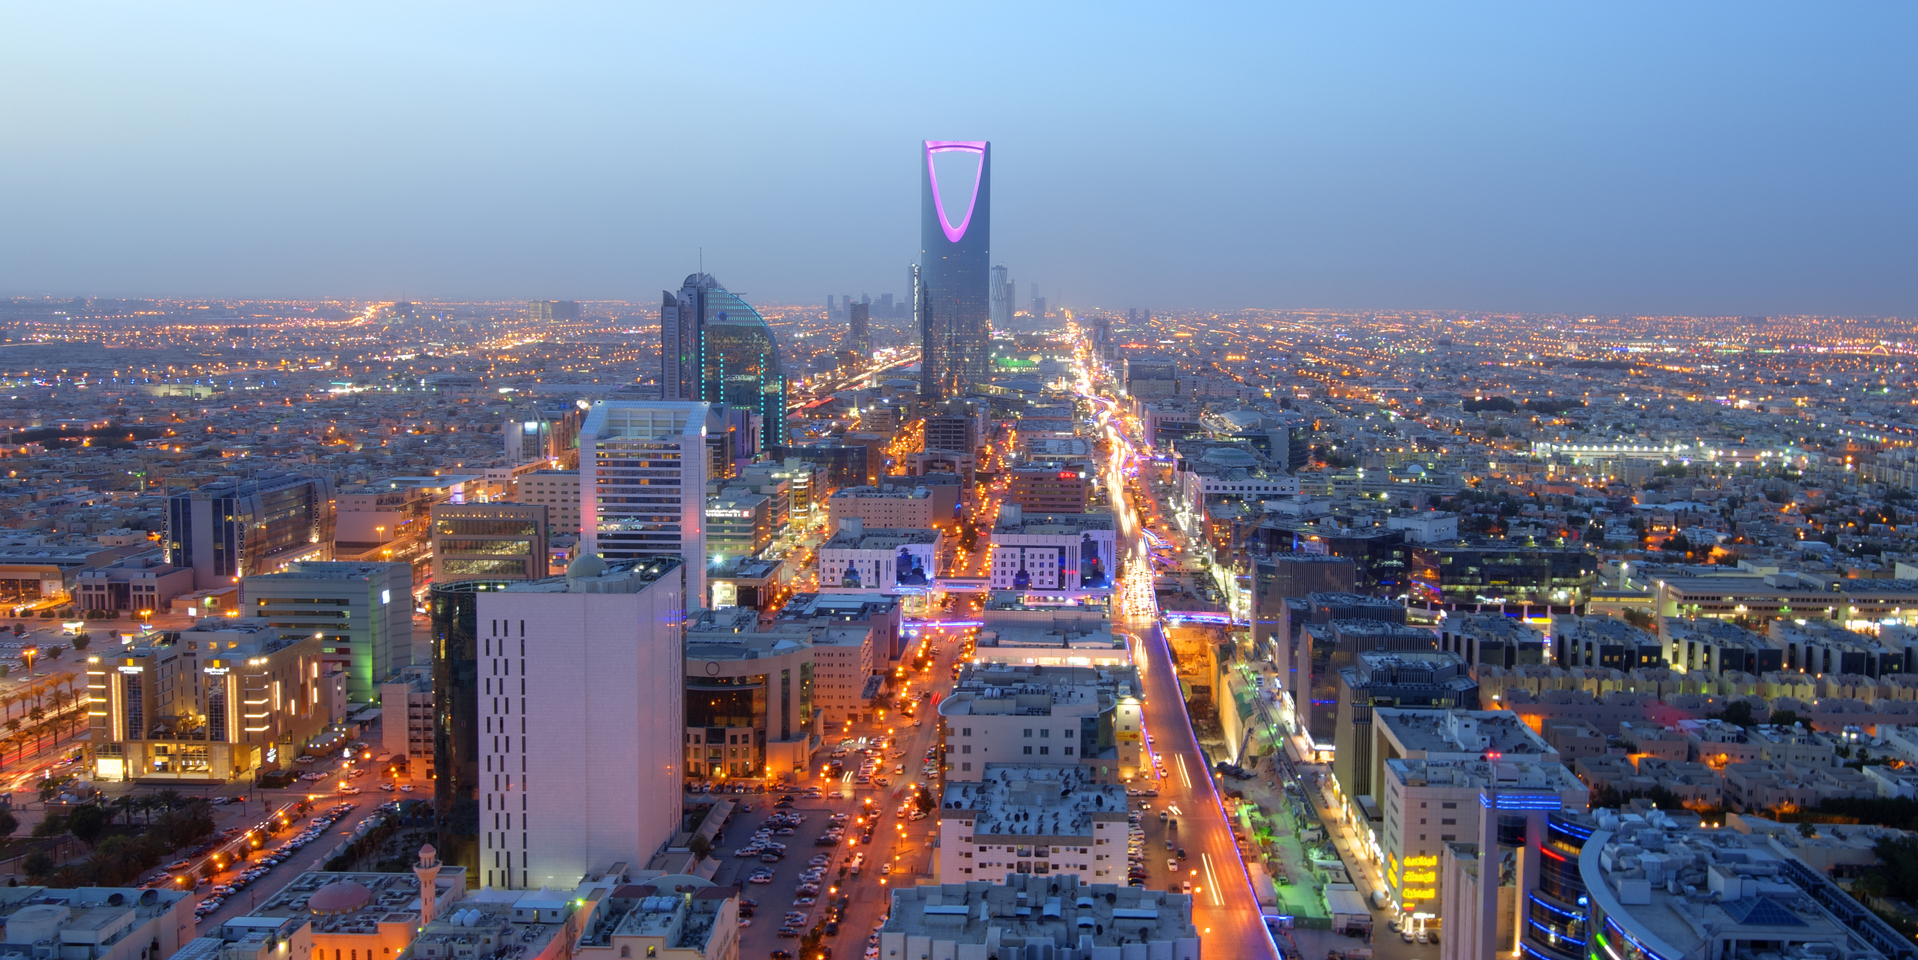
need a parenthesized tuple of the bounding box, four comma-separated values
(203, 667, 230, 676)
(117, 666, 144, 674)
(1402, 855, 1438, 867)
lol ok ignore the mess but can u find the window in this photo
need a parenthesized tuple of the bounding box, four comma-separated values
(1023, 746, 1033, 755)
(1023, 729, 1033, 737)
(1440, 801, 1457, 809)
(1441, 818, 1456, 825)
(1040, 729, 1049, 738)
(1064, 746, 1074, 756)
(962, 744, 971, 754)
(963, 727, 972, 736)
(1039, 746, 1049, 755)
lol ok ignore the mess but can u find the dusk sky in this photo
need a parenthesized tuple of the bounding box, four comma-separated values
(3, 3, 1913, 315)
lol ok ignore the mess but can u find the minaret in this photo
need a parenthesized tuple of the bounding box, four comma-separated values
(413, 843, 442, 925)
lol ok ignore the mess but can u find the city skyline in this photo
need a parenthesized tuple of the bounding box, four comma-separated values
(2, 5, 1915, 314)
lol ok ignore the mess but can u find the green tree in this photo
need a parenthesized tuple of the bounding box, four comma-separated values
(0, 809, 19, 842)
(20, 851, 53, 879)
(65, 804, 110, 846)
(688, 835, 711, 860)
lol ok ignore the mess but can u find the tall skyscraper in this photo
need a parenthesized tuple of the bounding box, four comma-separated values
(990, 265, 1012, 328)
(659, 272, 787, 452)
(475, 555, 686, 890)
(919, 140, 991, 400)
(579, 399, 710, 602)
(166, 474, 334, 588)
(848, 301, 870, 358)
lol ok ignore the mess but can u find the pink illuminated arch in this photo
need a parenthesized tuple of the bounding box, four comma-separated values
(925, 141, 987, 243)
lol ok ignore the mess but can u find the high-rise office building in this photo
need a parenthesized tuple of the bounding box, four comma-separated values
(848, 301, 870, 359)
(989, 265, 1012, 328)
(430, 503, 549, 583)
(242, 560, 414, 703)
(1031, 296, 1047, 323)
(165, 474, 335, 587)
(579, 399, 710, 603)
(428, 577, 511, 888)
(919, 140, 991, 400)
(659, 272, 787, 452)
(475, 555, 686, 890)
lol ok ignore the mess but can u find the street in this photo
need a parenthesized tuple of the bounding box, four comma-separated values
(1076, 351, 1281, 960)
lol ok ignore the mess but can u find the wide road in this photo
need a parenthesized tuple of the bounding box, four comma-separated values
(1078, 358, 1279, 960)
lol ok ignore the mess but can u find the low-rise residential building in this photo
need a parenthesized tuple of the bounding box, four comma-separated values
(826, 486, 938, 530)
(939, 663, 1145, 783)
(880, 874, 1197, 960)
(936, 765, 1130, 882)
(1723, 761, 1876, 811)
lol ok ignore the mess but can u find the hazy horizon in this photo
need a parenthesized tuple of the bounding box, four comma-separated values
(3, 3, 1913, 317)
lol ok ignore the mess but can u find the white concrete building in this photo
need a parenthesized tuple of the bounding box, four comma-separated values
(880, 874, 1198, 960)
(475, 555, 686, 890)
(579, 400, 709, 603)
(378, 666, 434, 781)
(939, 663, 1145, 782)
(986, 506, 1117, 596)
(816, 518, 942, 593)
(936, 765, 1130, 883)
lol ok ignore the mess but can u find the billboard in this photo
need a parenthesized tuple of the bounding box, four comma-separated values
(894, 543, 935, 589)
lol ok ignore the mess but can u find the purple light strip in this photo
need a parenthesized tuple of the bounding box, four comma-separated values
(925, 140, 986, 244)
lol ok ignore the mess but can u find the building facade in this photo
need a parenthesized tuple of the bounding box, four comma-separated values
(579, 400, 709, 603)
(474, 556, 687, 891)
(918, 140, 991, 401)
(431, 503, 549, 583)
(91, 618, 335, 782)
(165, 474, 335, 588)
(243, 561, 414, 704)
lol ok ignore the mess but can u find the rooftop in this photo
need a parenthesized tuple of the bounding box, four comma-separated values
(1375, 709, 1554, 756)
(238, 868, 467, 934)
(882, 873, 1198, 948)
(1583, 807, 1907, 960)
(940, 765, 1128, 840)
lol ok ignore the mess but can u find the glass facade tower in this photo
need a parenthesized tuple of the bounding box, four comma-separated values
(660, 273, 787, 452)
(919, 140, 991, 400)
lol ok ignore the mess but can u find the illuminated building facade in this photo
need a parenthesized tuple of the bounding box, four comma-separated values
(919, 140, 991, 400)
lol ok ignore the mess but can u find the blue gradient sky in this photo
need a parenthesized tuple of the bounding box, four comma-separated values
(2, 3, 1913, 315)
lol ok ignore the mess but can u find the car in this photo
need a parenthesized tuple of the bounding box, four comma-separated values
(879, 863, 891, 875)
(794, 897, 817, 906)
(1166, 857, 1177, 871)
(378, 783, 395, 792)
(1167, 818, 1177, 831)
(1401, 928, 1415, 943)
(760, 854, 784, 863)
(772, 953, 794, 960)
(397, 784, 414, 792)
(1177, 848, 1187, 860)
(1418, 929, 1432, 944)
(777, 927, 800, 938)
(737, 918, 752, 928)
(1181, 881, 1192, 895)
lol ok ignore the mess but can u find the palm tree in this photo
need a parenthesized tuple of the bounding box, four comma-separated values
(111, 794, 137, 827)
(154, 788, 184, 815)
